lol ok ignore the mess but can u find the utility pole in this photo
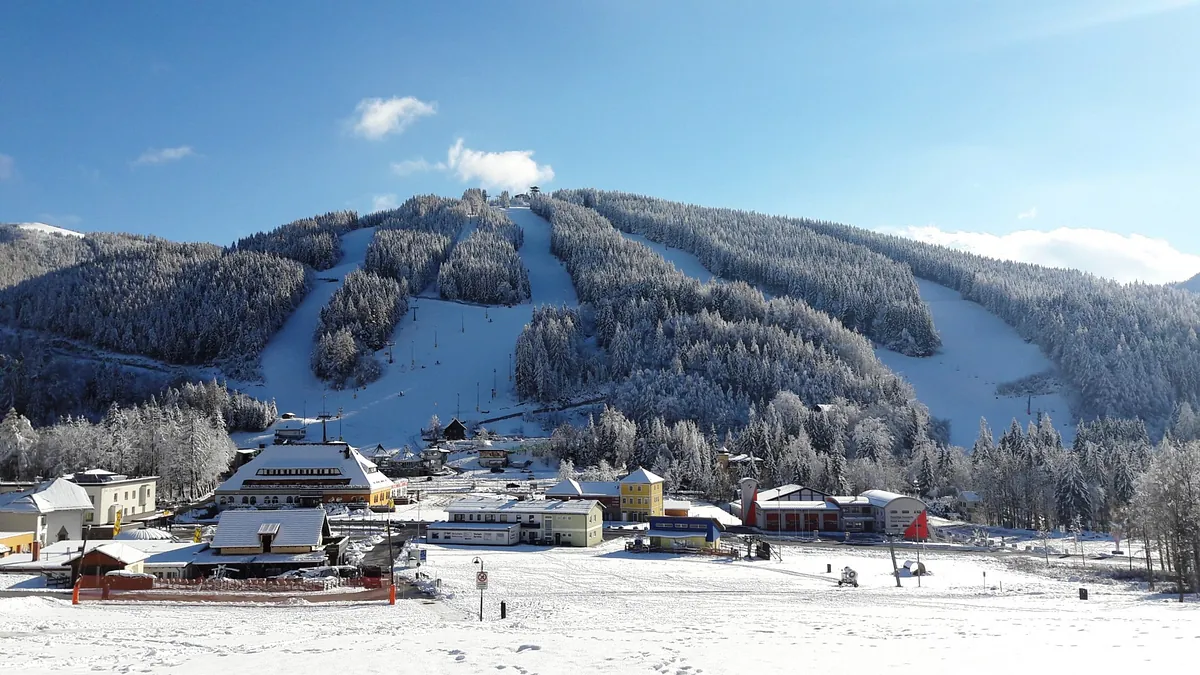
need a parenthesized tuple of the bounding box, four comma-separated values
(385, 340, 395, 364)
(461, 311, 465, 333)
(457, 393, 460, 418)
(434, 327, 438, 349)
(508, 353, 512, 382)
(476, 382, 480, 412)
(493, 368, 497, 399)
(411, 340, 415, 367)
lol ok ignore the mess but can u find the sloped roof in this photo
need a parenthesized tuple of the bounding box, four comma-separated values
(216, 443, 394, 493)
(546, 480, 621, 497)
(91, 542, 150, 565)
(0, 478, 93, 514)
(115, 528, 175, 541)
(861, 490, 923, 508)
(211, 509, 329, 550)
(620, 468, 664, 485)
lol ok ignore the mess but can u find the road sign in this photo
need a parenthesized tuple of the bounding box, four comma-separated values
(476, 571, 488, 589)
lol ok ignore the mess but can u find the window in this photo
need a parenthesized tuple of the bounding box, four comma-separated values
(485, 514, 495, 522)
(89, 495, 95, 505)
(242, 496, 249, 504)
(250, 496, 257, 505)
(454, 514, 464, 522)
(527, 515, 535, 522)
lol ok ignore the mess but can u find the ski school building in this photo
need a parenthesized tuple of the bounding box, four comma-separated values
(732, 478, 929, 538)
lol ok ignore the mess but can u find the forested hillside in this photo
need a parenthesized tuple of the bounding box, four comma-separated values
(0, 224, 96, 289)
(555, 190, 940, 356)
(0, 237, 309, 377)
(519, 196, 943, 494)
(783, 218, 1200, 429)
(438, 209, 530, 305)
(231, 210, 360, 270)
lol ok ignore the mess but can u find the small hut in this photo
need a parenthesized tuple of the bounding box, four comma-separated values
(443, 418, 468, 441)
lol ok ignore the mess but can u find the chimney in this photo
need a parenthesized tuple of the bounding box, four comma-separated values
(739, 477, 759, 527)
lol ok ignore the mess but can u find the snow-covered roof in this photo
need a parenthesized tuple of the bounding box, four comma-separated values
(427, 522, 520, 531)
(756, 501, 840, 512)
(959, 491, 982, 503)
(115, 528, 175, 541)
(447, 497, 601, 515)
(141, 543, 206, 568)
(546, 479, 620, 497)
(663, 500, 691, 510)
(216, 443, 394, 493)
(620, 468, 664, 485)
(87, 542, 150, 565)
(211, 509, 328, 550)
(0, 478, 93, 514)
(645, 529, 715, 539)
(832, 496, 870, 506)
(754, 484, 816, 502)
(190, 549, 327, 566)
(864, 485, 916, 506)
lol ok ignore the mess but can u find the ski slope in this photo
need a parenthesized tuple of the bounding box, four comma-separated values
(873, 280, 1074, 449)
(233, 208, 577, 450)
(1, 540, 1189, 674)
(613, 230, 1074, 448)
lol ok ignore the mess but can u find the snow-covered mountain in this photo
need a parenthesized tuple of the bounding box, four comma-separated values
(1179, 272, 1200, 293)
(14, 221, 83, 237)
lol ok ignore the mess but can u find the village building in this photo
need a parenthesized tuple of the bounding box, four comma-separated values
(619, 468, 665, 522)
(0, 481, 38, 495)
(443, 418, 468, 441)
(193, 508, 345, 577)
(477, 446, 510, 468)
(215, 442, 397, 510)
(545, 479, 621, 519)
(644, 515, 724, 551)
(733, 478, 928, 538)
(0, 478, 93, 548)
(544, 468, 665, 522)
(67, 541, 149, 580)
(65, 469, 159, 526)
(0, 537, 206, 584)
(444, 497, 603, 547)
(425, 521, 521, 546)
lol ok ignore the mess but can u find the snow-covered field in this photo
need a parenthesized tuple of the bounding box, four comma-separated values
(873, 280, 1075, 448)
(2, 539, 1191, 674)
(233, 207, 577, 449)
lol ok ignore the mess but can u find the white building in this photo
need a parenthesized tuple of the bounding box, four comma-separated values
(0, 479, 94, 547)
(444, 497, 603, 547)
(426, 521, 521, 546)
(860, 490, 928, 536)
(65, 469, 158, 525)
(215, 442, 396, 510)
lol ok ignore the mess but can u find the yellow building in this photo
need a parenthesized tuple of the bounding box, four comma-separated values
(619, 468, 664, 522)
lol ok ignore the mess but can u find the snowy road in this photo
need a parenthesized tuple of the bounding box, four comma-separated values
(234, 208, 578, 449)
(2, 540, 1190, 674)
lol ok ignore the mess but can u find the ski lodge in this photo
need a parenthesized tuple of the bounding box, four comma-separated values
(440, 497, 604, 547)
(215, 442, 399, 510)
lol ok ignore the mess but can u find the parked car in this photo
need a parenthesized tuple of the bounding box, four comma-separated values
(505, 482, 520, 489)
(489, 466, 504, 474)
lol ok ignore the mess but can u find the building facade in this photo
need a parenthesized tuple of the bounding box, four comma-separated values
(66, 469, 158, 525)
(545, 479, 621, 518)
(734, 478, 928, 538)
(426, 521, 521, 546)
(215, 442, 397, 510)
(445, 497, 603, 547)
(0, 478, 93, 546)
(619, 468, 664, 522)
(645, 516, 723, 551)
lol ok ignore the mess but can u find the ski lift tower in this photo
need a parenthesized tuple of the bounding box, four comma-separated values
(317, 396, 340, 443)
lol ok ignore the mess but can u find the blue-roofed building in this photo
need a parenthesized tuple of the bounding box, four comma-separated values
(644, 516, 723, 551)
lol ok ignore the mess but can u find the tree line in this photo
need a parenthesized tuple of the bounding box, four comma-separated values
(231, 210, 360, 271)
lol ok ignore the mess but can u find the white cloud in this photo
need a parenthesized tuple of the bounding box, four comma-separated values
(371, 194, 399, 212)
(37, 213, 83, 227)
(351, 96, 436, 140)
(1017, 207, 1038, 220)
(133, 146, 195, 166)
(443, 138, 554, 194)
(888, 225, 1200, 284)
(0, 153, 13, 180)
(391, 158, 441, 176)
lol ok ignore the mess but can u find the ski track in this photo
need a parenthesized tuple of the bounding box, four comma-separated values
(233, 208, 577, 449)
(614, 230, 1074, 448)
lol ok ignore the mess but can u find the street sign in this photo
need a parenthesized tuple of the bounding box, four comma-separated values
(476, 571, 488, 589)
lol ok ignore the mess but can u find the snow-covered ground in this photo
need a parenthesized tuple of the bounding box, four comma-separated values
(621, 231, 716, 283)
(233, 207, 577, 450)
(3, 539, 1191, 674)
(873, 280, 1075, 448)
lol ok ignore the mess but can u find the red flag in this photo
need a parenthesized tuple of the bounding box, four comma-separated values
(903, 510, 929, 541)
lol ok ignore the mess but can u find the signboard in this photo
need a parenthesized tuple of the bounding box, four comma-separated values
(112, 510, 122, 537)
(476, 571, 488, 590)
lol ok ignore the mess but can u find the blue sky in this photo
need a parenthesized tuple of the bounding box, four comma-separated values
(2, 1, 1198, 281)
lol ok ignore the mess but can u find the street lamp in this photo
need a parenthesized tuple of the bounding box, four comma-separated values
(472, 556, 485, 621)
